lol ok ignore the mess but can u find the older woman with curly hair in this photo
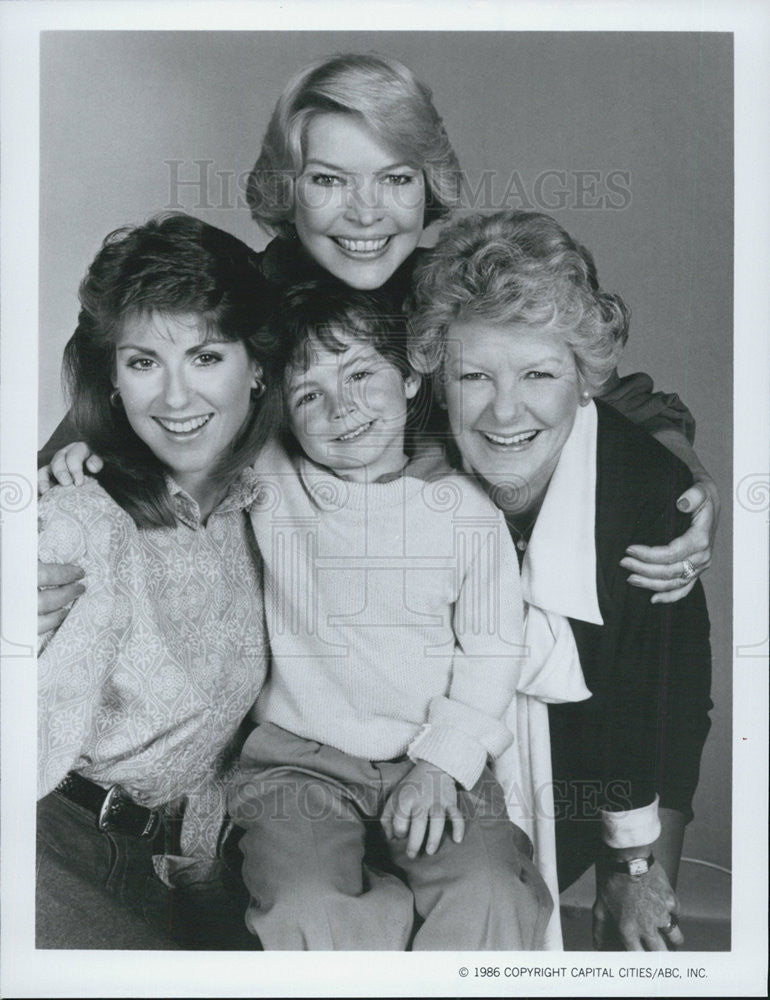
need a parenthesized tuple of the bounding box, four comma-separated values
(408, 210, 713, 951)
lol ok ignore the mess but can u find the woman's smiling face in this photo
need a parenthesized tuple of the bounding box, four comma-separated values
(114, 311, 258, 500)
(443, 319, 582, 514)
(293, 113, 426, 290)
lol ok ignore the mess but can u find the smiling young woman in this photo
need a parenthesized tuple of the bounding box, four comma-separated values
(113, 310, 261, 519)
(36, 215, 280, 949)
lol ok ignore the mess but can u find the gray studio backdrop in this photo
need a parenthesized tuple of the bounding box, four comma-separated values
(39, 31, 732, 874)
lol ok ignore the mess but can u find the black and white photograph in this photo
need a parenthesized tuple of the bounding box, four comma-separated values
(1, 2, 767, 997)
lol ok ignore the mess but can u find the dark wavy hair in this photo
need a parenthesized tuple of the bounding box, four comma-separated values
(62, 214, 281, 528)
(264, 278, 431, 453)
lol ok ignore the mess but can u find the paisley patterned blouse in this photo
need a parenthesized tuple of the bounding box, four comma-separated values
(38, 472, 267, 859)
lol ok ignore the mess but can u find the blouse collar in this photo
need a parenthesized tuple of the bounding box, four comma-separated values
(166, 466, 263, 529)
(521, 401, 604, 626)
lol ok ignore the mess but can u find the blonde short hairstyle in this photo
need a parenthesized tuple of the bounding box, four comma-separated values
(247, 53, 461, 238)
(408, 210, 629, 393)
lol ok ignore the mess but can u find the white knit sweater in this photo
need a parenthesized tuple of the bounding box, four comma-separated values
(250, 439, 526, 790)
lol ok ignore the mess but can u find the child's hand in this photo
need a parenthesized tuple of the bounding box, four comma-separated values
(44, 442, 103, 489)
(620, 475, 720, 604)
(380, 761, 465, 859)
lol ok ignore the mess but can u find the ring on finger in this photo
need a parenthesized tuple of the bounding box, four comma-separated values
(681, 559, 696, 581)
(660, 915, 679, 935)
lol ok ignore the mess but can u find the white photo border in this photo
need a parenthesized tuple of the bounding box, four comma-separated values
(2, 1, 767, 996)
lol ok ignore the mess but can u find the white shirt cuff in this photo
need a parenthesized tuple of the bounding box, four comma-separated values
(600, 795, 661, 849)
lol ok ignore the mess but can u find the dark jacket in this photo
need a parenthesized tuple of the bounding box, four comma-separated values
(548, 401, 712, 888)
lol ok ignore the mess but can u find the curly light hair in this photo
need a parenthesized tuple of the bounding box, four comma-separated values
(408, 210, 629, 393)
(247, 52, 461, 237)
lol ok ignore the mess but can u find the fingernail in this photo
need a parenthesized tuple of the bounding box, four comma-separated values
(75, 584, 86, 595)
(677, 498, 690, 511)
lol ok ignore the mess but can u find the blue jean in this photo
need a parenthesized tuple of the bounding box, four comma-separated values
(36, 789, 258, 949)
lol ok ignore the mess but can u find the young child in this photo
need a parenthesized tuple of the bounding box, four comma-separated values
(227, 280, 563, 951)
(40, 52, 716, 629)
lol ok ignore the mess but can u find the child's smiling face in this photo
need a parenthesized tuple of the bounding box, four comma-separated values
(293, 113, 426, 290)
(285, 335, 420, 483)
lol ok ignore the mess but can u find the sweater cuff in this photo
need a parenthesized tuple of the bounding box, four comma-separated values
(426, 696, 514, 758)
(600, 795, 661, 849)
(407, 697, 515, 790)
(407, 725, 489, 790)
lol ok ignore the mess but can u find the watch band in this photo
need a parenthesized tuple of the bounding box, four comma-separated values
(605, 852, 655, 877)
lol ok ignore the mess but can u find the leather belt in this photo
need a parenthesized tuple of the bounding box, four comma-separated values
(55, 771, 161, 839)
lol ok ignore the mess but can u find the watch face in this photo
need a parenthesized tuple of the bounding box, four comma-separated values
(628, 857, 650, 876)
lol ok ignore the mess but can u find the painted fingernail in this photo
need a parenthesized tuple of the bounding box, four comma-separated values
(677, 498, 691, 511)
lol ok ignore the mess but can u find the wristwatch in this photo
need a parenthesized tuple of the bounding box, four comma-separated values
(606, 853, 655, 877)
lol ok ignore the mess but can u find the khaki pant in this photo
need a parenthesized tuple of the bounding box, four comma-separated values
(228, 723, 553, 951)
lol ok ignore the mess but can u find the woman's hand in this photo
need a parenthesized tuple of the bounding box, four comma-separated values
(593, 860, 684, 951)
(620, 475, 720, 604)
(39, 442, 102, 493)
(380, 761, 465, 859)
(38, 561, 84, 635)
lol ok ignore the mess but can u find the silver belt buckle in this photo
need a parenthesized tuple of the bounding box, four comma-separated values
(98, 784, 160, 838)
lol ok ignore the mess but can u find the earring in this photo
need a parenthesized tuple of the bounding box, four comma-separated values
(580, 390, 591, 406)
(110, 388, 122, 408)
(251, 379, 266, 399)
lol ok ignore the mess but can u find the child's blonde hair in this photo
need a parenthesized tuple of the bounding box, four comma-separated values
(247, 53, 461, 238)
